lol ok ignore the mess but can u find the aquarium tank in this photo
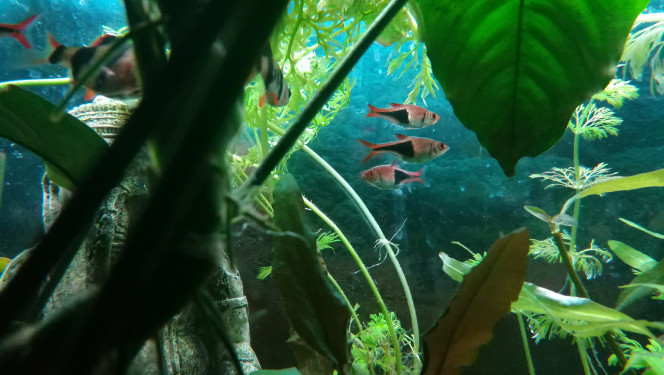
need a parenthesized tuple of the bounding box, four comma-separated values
(0, 0, 663, 374)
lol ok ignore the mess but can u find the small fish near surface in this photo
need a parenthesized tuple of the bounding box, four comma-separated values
(367, 103, 440, 129)
(40, 33, 139, 100)
(257, 43, 290, 107)
(0, 14, 38, 49)
(360, 161, 425, 190)
(358, 134, 449, 163)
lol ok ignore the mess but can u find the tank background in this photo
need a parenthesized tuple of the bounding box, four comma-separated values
(0, 1, 662, 374)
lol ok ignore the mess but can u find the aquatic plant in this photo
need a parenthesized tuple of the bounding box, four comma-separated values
(0, 0, 657, 374)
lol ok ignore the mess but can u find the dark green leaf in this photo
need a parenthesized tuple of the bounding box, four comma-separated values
(271, 174, 351, 371)
(0, 86, 108, 190)
(423, 228, 530, 375)
(617, 258, 664, 310)
(0, 151, 4, 207)
(411, 0, 649, 176)
(524, 206, 551, 223)
(608, 240, 657, 273)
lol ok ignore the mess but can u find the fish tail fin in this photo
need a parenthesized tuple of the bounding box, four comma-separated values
(402, 176, 426, 186)
(1, 15, 38, 49)
(14, 14, 38, 30)
(258, 94, 267, 107)
(367, 104, 380, 117)
(12, 32, 32, 49)
(358, 138, 376, 149)
(361, 151, 378, 164)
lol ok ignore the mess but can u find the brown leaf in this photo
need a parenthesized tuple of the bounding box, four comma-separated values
(423, 228, 530, 375)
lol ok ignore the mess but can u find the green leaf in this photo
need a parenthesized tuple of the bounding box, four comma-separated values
(411, 0, 649, 176)
(577, 168, 664, 199)
(249, 368, 302, 375)
(608, 240, 657, 273)
(0, 86, 109, 190)
(513, 283, 658, 338)
(619, 217, 664, 239)
(271, 174, 351, 371)
(423, 229, 530, 375)
(438, 252, 473, 282)
(524, 206, 551, 224)
(617, 259, 664, 310)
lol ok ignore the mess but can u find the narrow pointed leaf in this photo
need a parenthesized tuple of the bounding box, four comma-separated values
(608, 240, 657, 273)
(0, 86, 108, 190)
(271, 174, 350, 370)
(423, 229, 530, 375)
(411, 0, 649, 175)
(513, 283, 658, 338)
(617, 259, 664, 310)
(619, 217, 664, 239)
(576, 168, 664, 199)
(524, 206, 551, 223)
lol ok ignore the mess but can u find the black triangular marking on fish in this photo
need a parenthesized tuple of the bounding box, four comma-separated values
(383, 108, 410, 125)
(375, 140, 415, 158)
(71, 47, 96, 79)
(393, 169, 411, 184)
(49, 45, 67, 65)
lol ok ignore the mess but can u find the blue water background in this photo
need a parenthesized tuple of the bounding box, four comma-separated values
(1, 1, 663, 373)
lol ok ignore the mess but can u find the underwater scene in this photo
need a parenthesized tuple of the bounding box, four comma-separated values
(0, 0, 663, 374)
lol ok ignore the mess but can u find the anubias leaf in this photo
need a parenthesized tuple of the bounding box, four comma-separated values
(617, 258, 664, 310)
(0, 86, 108, 190)
(411, 0, 649, 176)
(422, 228, 530, 375)
(271, 174, 350, 371)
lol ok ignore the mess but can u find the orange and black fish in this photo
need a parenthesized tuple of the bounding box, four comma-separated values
(367, 103, 440, 128)
(360, 161, 424, 190)
(42, 33, 139, 100)
(0, 14, 38, 49)
(358, 134, 448, 163)
(257, 43, 290, 107)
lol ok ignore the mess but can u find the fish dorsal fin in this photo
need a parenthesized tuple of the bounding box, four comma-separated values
(389, 103, 403, 108)
(48, 33, 61, 48)
(391, 160, 398, 167)
(90, 34, 114, 47)
(394, 134, 408, 140)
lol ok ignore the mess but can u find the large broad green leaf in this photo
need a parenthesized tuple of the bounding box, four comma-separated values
(617, 258, 664, 310)
(271, 174, 351, 371)
(513, 283, 660, 338)
(0, 86, 109, 190)
(411, 0, 649, 176)
(608, 240, 657, 273)
(423, 229, 530, 375)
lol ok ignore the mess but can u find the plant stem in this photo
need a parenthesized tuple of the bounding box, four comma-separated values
(303, 197, 388, 335)
(0, 78, 70, 90)
(517, 312, 536, 375)
(550, 229, 634, 373)
(576, 339, 592, 375)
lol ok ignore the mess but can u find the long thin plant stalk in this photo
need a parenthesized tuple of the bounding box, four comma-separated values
(550, 229, 633, 374)
(517, 312, 536, 375)
(0, 78, 70, 90)
(303, 197, 395, 347)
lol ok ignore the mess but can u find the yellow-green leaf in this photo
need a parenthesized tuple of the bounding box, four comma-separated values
(608, 240, 657, 273)
(577, 169, 664, 199)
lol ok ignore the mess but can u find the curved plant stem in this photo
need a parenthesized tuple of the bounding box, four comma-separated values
(550, 229, 633, 374)
(303, 197, 393, 341)
(0, 78, 70, 90)
(576, 339, 592, 375)
(517, 312, 536, 375)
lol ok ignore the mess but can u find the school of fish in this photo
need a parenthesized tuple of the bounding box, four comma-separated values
(360, 103, 447, 190)
(1, 14, 290, 106)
